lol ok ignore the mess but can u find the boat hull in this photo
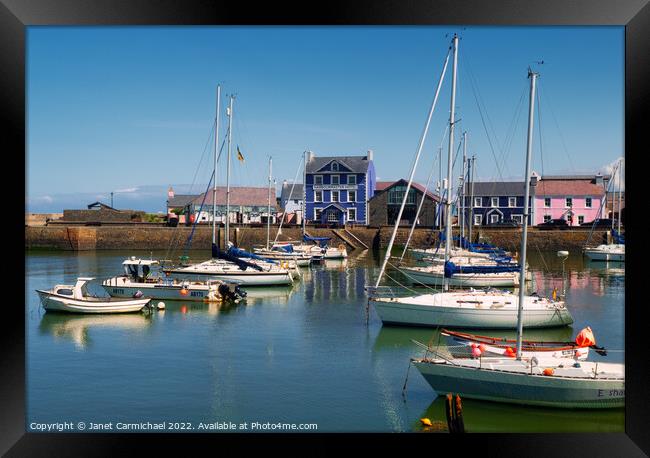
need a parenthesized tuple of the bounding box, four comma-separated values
(583, 249, 625, 262)
(399, 267, 520, 287)
(163, 269, 293, 286)
(101, 282, 219, 302)
(413, 360, 624, 409)
(36, 291, 150, 314)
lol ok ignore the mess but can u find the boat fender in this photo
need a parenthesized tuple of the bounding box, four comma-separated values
(157, 301, 165, 310)
(543, 368, 554, 376)
(471, 347, 482, 358)
(478, 344, 486, 352)
(420, 418, 433, 427)
(180, 288, 189, 296)
(133, 290, 143, 298)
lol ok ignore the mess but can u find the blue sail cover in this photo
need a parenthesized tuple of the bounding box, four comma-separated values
(611, 229, 625, 245)
(273, 244, 294, 253)
(437, 231, 507, 256)
(212, 243, 264, 271)
(303, 235, 330, 248)
(444, 260, 521, 278)
(227, 247, 277, 264)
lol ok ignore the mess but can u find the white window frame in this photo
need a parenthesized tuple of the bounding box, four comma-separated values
(508, 197, 517, 208)
(585, 197, 592, 208)
(348, 190, 356, 202)
(314, 190, 323, 203)
(314, 208, 322, 220)
(331, 175, 340, 185)
(331, 162, 339, 172)
(491, 197, 499, 208)
(474, 214, 482, 226)
(347, 208, 356, 221)
(512, 214, 523, 224)
(314, 175, 323, 186)
(474, 197, 482, 208)
(544, 197, 551, 207)
(565, 197, 573, 208)
(331, 190, 339, 203)
(490, 214, 500, 224)
(326, 209, 339, 222)
(348, 174, 357, 185)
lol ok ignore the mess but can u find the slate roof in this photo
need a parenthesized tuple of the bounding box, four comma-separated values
(305, 154, 372, 174)
(466, 181, 536, 197)
(280, 182, 304, 201)
(195, 186, 274, 207)
(374, 180, 441, 202)
(167, 194, 199, 208)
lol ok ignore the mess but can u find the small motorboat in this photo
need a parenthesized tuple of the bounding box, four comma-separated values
(36, 277, 151, 314)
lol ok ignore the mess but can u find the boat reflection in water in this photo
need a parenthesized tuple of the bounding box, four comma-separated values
(38, 312, 153, 350)
(238, 286, 294, 306)
(415, 396, 623, 433)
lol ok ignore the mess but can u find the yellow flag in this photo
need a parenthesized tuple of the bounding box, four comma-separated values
(237, 146, 245, 162)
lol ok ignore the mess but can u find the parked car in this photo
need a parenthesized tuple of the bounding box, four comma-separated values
(537, 218, 570, 230)
(580, 218, 614, 228)
(486, 219, 521, 227)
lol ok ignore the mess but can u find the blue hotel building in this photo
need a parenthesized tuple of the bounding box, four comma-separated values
(304, 151, 376, 225)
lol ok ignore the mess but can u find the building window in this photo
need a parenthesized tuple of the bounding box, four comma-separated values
(348, 191, 356, 202)
(314, 175, 323, 186)
(331, 162, 339, 171)
(314, 208, 322, 220)
(474, 214, 482, 226)
(314, 191, 322, 202)
(332, 190, 339, 202)
(566, 197, 573, 208)
(543, 215, 552, 223)
(544, 197, 551, 207)
(490, 214, 499, 224)
(348, 208, 356, 221)
(585, 197, 592, 208)
(348, 174, 357, 185)
(327, 210, 339, 222)
(578, 215, 584, 225)
(508, 197, 516, 207)
(491, 197, 499, 208)
(293, 199, 299, 204)
(474, 197, 482, 208)
(331, 175, 340, 185)
(512, 215, 523, 224)
(340, 190, 347, 202)
(388, 186, 416, 205)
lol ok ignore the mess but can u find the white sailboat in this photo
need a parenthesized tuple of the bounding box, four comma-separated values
(369, 36, 572, 329)
(411, 64, 624, 409)
(161, 87, 293, 286)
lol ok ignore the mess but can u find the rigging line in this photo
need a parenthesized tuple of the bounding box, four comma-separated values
(537, 81, 577, 174)
(499, 82, 528, 181)
(536, 81, 546, 209)
(272, 154, 305, 245)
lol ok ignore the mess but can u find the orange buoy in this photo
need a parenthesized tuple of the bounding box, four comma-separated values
(478, 343, 486, 352)
(471, 347, 482, 358)
(420, 418, 433, 427)
(543, 368, 555, 376)
(180, 288, 189, 296)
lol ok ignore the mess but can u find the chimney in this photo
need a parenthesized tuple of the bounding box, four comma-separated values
(167, 186, 175, 199)
(530, 171, 539, 186)
(595, 172, 604, 187)
(367, 149, 374, 162)
(306, 151, 315, 163)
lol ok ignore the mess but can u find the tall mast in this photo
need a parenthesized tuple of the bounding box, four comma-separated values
(515, 68, 538, 361)
(267, 156, 272, 250)
(468, 155, 475, 244)
(461, 131, 467, 246)
(437, 146, 442, 230)
(617, 158, 622, 234)
(225, 95, 234, 246)
(302, 150, 307, 236)
(443, 34, 459, 291)
(212, 85, 221, 248)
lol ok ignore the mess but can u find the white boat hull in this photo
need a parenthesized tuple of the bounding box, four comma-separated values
(37, 291, 150, 314)
(164, 269, 293, 286)
(101, 279, 220, 302)
(370, 292, 573, 329)
(413, 358, 624, 409)
(399, 266, 521, 287)
(583, 245, 625, 262)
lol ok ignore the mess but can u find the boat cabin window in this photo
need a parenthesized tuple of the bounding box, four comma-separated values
(56, 288, 74, 296)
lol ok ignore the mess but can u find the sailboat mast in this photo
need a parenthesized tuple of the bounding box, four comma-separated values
(225, 95, 234, 246)
(617, 158, 622, 234)
(302, 150, 307, 236)
(461, 131, 467, 246)
(443, 34, 459, 290)
(516, 68, 538, 361)
(267, 156, 272, 250)
(212, 85, 221, 247)
(468, 155, 475, 244)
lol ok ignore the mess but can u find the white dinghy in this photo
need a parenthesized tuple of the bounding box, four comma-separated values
(36, 278, 151, 314)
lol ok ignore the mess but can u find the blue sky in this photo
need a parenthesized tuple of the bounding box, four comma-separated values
(27, 26, 624, 213)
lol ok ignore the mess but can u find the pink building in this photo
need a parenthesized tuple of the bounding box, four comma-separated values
(534, 174, 609, 226)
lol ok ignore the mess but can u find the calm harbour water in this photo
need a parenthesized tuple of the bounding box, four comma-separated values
(26, 248, 624, 433)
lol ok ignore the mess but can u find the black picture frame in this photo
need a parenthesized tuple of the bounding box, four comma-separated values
(6, 0, 648, 455)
